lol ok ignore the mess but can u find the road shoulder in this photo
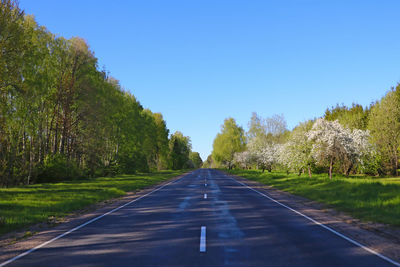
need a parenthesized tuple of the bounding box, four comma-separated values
(0, 172, 190, 264)
(224, 171, 400, 263)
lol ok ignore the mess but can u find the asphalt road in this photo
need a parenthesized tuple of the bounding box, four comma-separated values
(1, 169, 398, 266)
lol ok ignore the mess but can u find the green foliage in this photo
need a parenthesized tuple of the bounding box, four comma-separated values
(0, 1, 182, 186)
(247, 112, 288, 146)
(141, 110, 170, 171)
(189, 152, 203, 169)
(368, 86, 400, 175)
(359, 152, 382, 176)
(37, 154, 82, 183)
(214, 88, 400, 177)
(202, 155, 214, 168)
(227, 169, 400, 226)
(279, 120, 314, 176)
(212, 118, 246, 169)
(168, 131, 192, 170)
(324, 103, 370, 130)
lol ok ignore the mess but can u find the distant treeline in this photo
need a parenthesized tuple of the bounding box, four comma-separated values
(208, 85, 400, 178)
(0, 0, 202, 186)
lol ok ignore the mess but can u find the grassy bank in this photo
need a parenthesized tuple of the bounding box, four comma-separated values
(225, 169, 400, 226)
(0, 170, 186, 236)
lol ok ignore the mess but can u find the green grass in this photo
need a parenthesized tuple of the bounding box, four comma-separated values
(0, 170, 186, 236)
(225, 169, 400, 226)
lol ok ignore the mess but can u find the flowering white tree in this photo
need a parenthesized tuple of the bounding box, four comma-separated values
(251, 143, 280, 172)
(351, 129, 377, 174)
(245, 113, 287, 172)
(279, 121, 314, 177)
(306, 118, 372, 179)
(233, 151, 253, 169)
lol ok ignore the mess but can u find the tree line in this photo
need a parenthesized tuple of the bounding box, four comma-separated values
(0, 0, 201, 186)
(211, 84, 400, 178)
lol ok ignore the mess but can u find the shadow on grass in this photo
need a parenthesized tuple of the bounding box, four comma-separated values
(0, 170, 187, 236)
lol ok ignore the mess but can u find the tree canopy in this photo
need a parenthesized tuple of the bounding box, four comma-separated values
(212, 118, 246, 169)
(0, 1, 199, 186)
(368, 86, 400, 175)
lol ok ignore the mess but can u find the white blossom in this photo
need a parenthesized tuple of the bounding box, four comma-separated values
(233, 151, 253, 169)
(306, 118, 373, 177)
(251, 143, 280, 172)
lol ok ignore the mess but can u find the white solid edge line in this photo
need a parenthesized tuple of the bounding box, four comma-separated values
(204, 193, 207, 199)
(200, 226, 206, 252)
(0, 173, 190, 267)
(229, 175, 400, 267)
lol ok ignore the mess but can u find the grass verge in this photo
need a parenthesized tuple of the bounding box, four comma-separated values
(0, 170, 186, 236)
(225, 169, 400, 226)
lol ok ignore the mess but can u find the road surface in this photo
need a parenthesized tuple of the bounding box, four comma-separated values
(1, 169, 398, 266)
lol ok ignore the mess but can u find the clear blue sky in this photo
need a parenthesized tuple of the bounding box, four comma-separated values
(19, 0, 400, 161)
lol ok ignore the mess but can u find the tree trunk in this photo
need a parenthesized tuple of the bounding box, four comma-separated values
(308, 165, 312, 178)
(27, 137, 33, 185)
(329, 157, 333, 179)
(345, 163, 353, 176)
(53, 120, 59, 154)
(6, 142, 16, 187)
(22, 130, 26, 171)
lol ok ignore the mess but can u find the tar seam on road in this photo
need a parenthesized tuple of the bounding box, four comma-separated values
(200, 226, 206, 252)
(204, 193, 207, 199)
(0, 173, 191, 267)
(228, 174, 400, 267)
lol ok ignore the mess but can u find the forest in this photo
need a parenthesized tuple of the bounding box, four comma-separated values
(0, 0, 202, 187)
(209, 85, 400, 178)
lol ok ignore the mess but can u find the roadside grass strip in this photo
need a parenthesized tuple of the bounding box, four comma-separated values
(228, 173, 400, 267)
(0, 171, 186, 236)
(226, 169, 400, 227)
(0, 171, 189, 267)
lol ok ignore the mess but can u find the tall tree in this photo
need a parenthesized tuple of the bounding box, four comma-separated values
(0, 0, 25, 185)
(168, 131, 192, 170)
(0, 2, 190, 185)
(189, 152, 203, 169)
(247, 113, 288, 171)
(202, 155, 214, 168)
(307, 119, 371, 179)
(279, 120, 315, 177)
(368, 86, 400, 175)
(325, 103, 370, 130)
(212, 118, 246, 169)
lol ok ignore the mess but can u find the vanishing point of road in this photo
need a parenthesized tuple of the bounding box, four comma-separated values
(1, 169, 399, 266)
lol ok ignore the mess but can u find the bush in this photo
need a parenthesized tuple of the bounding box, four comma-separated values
(312, 164, 328, 174)
(102, 160, 120, 177)
(118, 152, 149, 174)
(37, 154, 83, 183)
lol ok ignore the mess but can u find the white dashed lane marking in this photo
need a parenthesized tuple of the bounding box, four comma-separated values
(200, 226, 206, 252)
